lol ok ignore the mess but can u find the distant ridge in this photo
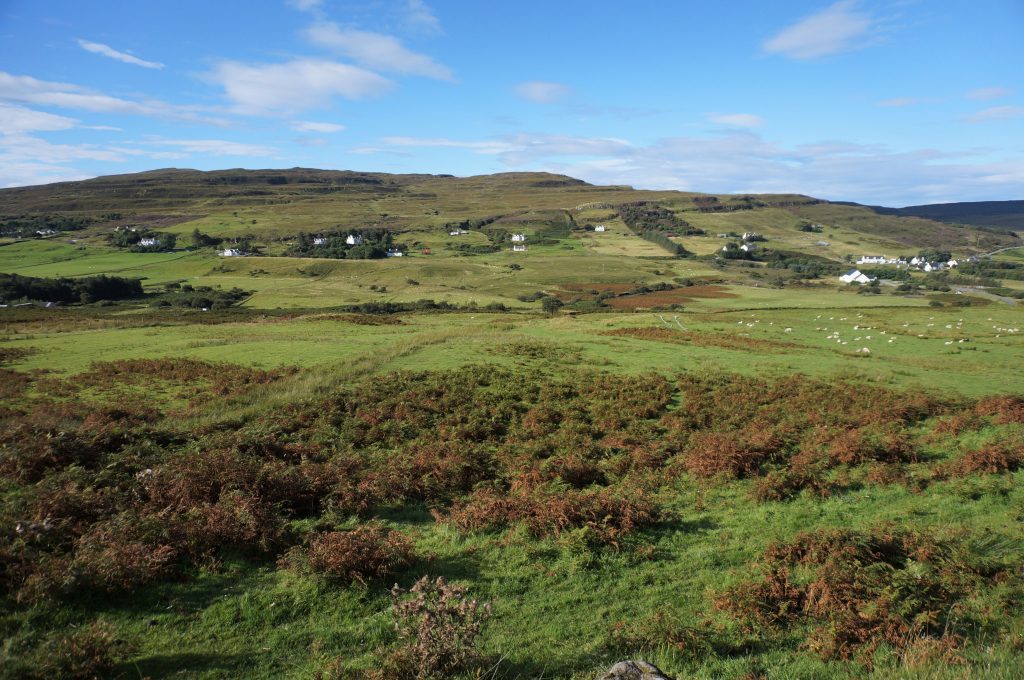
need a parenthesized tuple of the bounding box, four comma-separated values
(839, 200, 1024, 232)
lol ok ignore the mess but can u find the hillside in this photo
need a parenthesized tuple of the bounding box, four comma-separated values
(1, 168, 1017, 255)
(2, 167, 1024, 680)
(848, 200, 1024, 233)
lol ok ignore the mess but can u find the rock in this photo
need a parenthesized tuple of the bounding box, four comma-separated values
(598, 660, 674, 680)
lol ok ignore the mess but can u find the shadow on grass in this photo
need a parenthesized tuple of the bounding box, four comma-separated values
(123, 651, 254, 678)
(373, 503, 436, 525)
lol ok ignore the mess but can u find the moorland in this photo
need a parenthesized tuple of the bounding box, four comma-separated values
(1, 168, 1023, 679)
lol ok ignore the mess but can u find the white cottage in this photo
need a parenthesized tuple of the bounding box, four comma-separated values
(512, 244, 527, 252)
(386, 248, 404, 257)
(220, 248, 243, 257)
(511, 233, 527, 242)
(857, 255, 887, 265)
(346, 234, 364, 246)
(840, 269, 873, 284)
(138, 237, 158, 247)
(313, 237, 328, 245)
(594, 225, 606, 232)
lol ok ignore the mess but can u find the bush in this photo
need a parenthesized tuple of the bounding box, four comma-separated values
(43, 621, 134, 680)
(280, 523, 416, 585)
(715, 527, 1005, 666)
(386, 576, 491, 679)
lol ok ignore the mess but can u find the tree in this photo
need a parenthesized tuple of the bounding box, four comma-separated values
(541, 297, 564, 315)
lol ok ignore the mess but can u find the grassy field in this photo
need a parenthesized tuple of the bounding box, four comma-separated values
(1, 169, 1022, 679)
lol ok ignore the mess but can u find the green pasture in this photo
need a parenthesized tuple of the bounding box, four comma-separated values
(5, 301, 1021, 397)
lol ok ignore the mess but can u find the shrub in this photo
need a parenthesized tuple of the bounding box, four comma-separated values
(715, 527, 1005, 666)
(935, 441, 1023, 478)
(279, 523, 415, 585)
(43, 621, 134, 680)
(443, 484, 663, 549)
(386, 576, 491, 679)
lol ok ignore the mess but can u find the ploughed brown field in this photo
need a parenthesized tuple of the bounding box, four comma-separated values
(604, 285, 737, 309)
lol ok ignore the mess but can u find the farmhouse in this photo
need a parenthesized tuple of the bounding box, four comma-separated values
(448, 229, 469, 236)
(345, 234, 364, 246)
(313, 237, 327, 245)
(594, 225, 606, 232)
(220, 248, 243, 257)
(138, 237, 158, 247)
(386, 247, 404, 257)
(512, 244, 527, 252)
(857, 255, 887, 265)
(739, 243, 757, 253)
(511, 233, 527, 242)
(741, 232, 760, 241)
(839, 269, 874, 284)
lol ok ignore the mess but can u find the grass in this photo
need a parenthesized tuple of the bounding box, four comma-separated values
(1, 168, 1022, 679)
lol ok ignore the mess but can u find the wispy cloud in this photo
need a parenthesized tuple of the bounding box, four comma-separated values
(148, 139, 277, 156)
(877, 97, 918, 107)
(514, 81, 571, 104)
(77, 39, 164, 69)
(365, 130, 1024, 205)
(286, 0, 323, 12)
(404, 0, 442, 34)
(0, 103, 78, 133)
(0, 71, 226, 124)
(967, 87, 1012, 101)
(707, 113, 763, 128)
(208, 59, 391, 115)
(305, 22, 453, 80)
(291, 120, 346, 133)
(763, 0, 878, 60)
(964, 106, 1024, 124)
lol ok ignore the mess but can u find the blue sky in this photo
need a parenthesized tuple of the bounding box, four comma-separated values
(0, 0, 1022, 205)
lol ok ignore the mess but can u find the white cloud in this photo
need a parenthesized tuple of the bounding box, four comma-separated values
(379, 136, 517, 154)
(877, 97, 918, 107)
(368, 130, 1024, 205)
(404, 0, 442, 34)
(763, 1, 877, 59)
(149, 139, 277, 156)
(209, 59, 392, 115)
(968, 87, 1012, 101)
(378, 133, 634, 163)
(0, 71, 227, 124)
(304, 23, 453, 81)
(77, 39, 164, 69)
(707, 113, 763, 128)
(963, 106, 1024, 124)
(291, 120, 346, 133)
(286, 0, 323, 12)
(0, 104, 78, 133)
(514, 81, 571, 104)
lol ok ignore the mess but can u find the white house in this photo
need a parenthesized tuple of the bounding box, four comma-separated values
(910, 256, 923, 266)
(511, 233, 527, 242)
(138, 237, 158, 247)
(346, 234, 364, 246)
(742, 232, 760, 241)
(947, 259, 959, 268)
(386, 248, 404, 257)
(840, 269, 874, 284)
(313, 237, 328, 245)
(512, 244, 527, 252)
(923, 262, 939, 272)
(594, 225, 606, 232)
(739, 243, 757, 253)
(220, 248, 243, 257)
(857, 255, 887, 265)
